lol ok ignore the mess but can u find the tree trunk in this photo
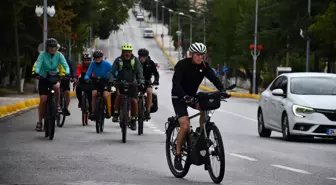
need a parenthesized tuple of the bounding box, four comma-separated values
(13, 4, 21, 93)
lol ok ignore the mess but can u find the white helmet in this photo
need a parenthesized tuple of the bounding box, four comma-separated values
(188, 42, 207, 54)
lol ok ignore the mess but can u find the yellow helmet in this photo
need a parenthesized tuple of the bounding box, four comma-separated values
(121, 43, 133, 51)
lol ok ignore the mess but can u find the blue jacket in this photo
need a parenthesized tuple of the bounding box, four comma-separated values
(35, 51, 70, 78)
(85, 60, 112, 80)
(65, 57, 75, 77)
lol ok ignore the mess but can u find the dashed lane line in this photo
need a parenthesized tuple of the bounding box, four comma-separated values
(229, 153, 258, 161)
(217, 109, 257, 123)
(271, 164, 312, 174)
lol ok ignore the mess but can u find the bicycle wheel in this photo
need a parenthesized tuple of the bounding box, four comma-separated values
(99, 98, 105, 132)
(206, 124, 225, 184)
(95, 97, 102, 133)
(48, 98, 56, 140)
(165, 122, 191, 178)
(81, 92, 88, 126)
(44, 119, 49, 137)
(58, 93, 66, 127)
(121, 96, 128, 143)
(138, 97, 144, 135)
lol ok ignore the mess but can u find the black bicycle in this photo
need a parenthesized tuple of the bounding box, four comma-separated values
(36, 72, 61, 140)
(137, 82, 158, 135)
(57, 75, 71, 128)
(115, 81, 139, 143)
(90, 77, 109, 133)
(79, 79, 92, 126)
(165, 84, 235, 184)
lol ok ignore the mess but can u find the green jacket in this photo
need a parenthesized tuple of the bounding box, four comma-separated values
(35, 51, 70, 78)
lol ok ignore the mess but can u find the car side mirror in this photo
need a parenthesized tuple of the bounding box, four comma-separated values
(272, 88, 286, 97)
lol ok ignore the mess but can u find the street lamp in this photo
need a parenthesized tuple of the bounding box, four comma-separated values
(154, 0, 158, 36)
(168, 9, 173, 56)
(252, 0, 259, 94)
(35, 3, 56, 51)
(176, 30, 182, 61)
(306, 0, 311, 72)
(179, 12, 192, 46)
(189, 9, 206, 45)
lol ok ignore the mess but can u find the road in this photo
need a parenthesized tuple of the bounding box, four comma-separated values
(1, 12, 336, 185)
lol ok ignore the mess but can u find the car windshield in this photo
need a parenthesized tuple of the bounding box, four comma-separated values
(144, 30, 153, 33)
(290, 77, 336, 95)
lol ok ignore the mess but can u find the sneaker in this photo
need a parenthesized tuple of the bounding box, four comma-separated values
(145, 111, 151, 120)
(63, 108, 71, 116)
(112, 112, 119, 122)
(130, 119, 137, 131)
(89, 113, 96, 121)
(174, 155, 183, 171)
(35, 122, 43, 132)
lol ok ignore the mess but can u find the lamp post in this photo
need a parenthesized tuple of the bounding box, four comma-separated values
(179, 12, 192, 46)
(168, 9, 173, 56)
(252, 0, 259, 94)
(35, 3, 56, 51)
(306, 0, 311, 72)
(161, 5, 165, 47)
(176, 30, 182, 61)
(155, 0, 158, 36)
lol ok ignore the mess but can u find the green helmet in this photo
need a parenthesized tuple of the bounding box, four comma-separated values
(121, 43, 133, 51)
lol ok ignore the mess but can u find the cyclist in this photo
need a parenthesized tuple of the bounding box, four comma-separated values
(58, 46, 76, 116)
(110, 43, 145, 131)
(137, 48, 159, 120)
(85, 50, 112, 120)
(171, 42, 229, 170)
(33, 38, 70, 131)
(75, 52, 93, 110)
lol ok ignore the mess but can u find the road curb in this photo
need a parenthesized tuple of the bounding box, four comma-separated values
(144, 20, 260, 99)
(0, 91, 77, 120)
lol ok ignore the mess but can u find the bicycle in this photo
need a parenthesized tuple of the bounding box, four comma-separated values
(36, 72, 61, 140)
(137, 82, 158, 135)
(165, 84, 235, 184)
(90, 76, 109, 133)
(78, 79, 92, 126)
(57, 75, 71, 128)
(114, 80, 139, 143)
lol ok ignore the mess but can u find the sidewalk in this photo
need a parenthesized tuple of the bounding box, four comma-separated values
(142, 12, 257, 98)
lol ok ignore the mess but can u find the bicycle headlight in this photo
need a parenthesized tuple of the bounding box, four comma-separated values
(292, 105, 315, 118)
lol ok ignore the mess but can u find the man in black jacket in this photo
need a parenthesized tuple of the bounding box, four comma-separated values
(171, 42, 229, 170)
(138, 48, 159, 120)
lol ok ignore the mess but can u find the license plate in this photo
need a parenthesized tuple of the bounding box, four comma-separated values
(326, 129, 336, 135)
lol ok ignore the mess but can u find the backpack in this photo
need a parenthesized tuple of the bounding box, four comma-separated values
(118, 58, 136, 71)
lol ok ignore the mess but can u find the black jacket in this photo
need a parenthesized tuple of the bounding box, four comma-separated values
(141, 56, 159, 83)
(171, 58, 223, 98)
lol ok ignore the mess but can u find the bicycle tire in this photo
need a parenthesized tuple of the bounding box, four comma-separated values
(206, 124, 225, 184)
(95, 97, 102, 133)
(48, 97, 56, 140)
(58, 93, 66, 127)
(121, 96, 128, 143)
(81, 92, 88, 126)
(100, 98, 105, 132)
(138, 97, 144, 135)
(44, 119, 49, 137)
(165, 122, 191, 178)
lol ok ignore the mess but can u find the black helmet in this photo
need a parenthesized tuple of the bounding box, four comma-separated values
(59, 46, 67, 52)
(82, 52, 92, 59)
(46, 38, 58, 48)
(138, 48, 149, 56)
(93, 50, 104, 58)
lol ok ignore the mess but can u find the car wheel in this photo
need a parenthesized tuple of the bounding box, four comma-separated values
(281, 113, 296, 141)
(258, 109, 271, 137)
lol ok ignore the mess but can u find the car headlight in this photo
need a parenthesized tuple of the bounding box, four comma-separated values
(292, 105, 315, 118)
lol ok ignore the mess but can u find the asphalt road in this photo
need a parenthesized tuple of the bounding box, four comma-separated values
(1, 12, 336, 185)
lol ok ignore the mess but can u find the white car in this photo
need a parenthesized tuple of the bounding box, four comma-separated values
(143, 28, 154, 38)
(136, 14, 144, 21)
(258, 72, 336, 141)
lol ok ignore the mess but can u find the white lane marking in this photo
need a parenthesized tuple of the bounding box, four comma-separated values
(217, 109, 257, 122)
(153, 128, 165, 134)
(327, 177, 336, 181)
(229, 153, 258, 161)
(271, 164, 311, 174)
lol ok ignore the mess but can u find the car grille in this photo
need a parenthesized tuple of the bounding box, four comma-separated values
(315, 108, 336, 121)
